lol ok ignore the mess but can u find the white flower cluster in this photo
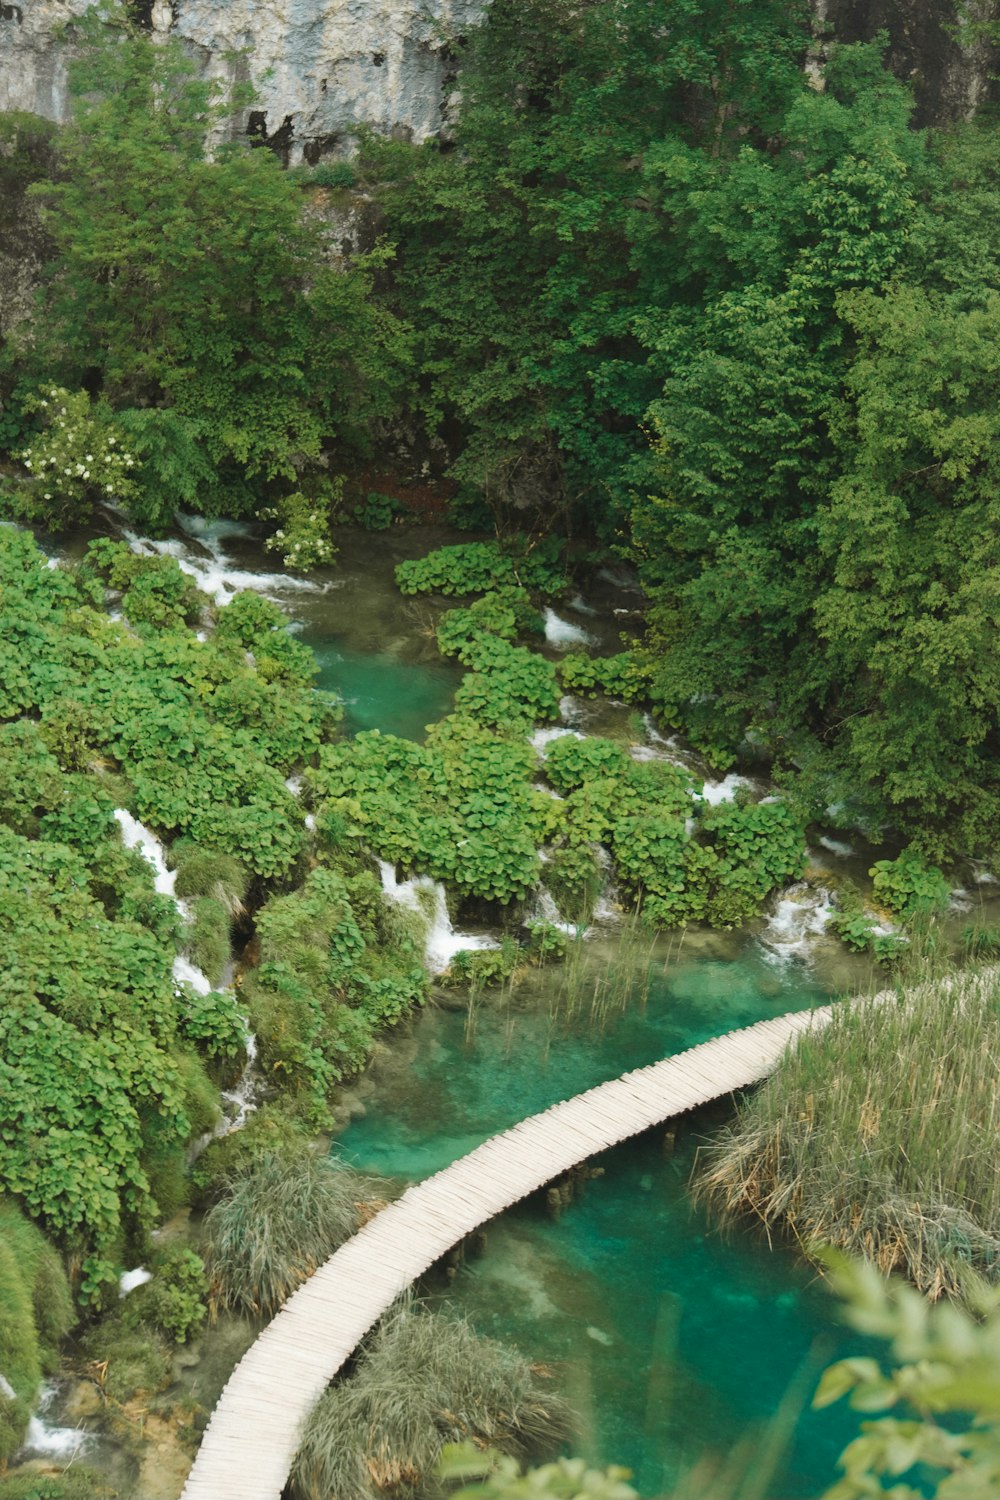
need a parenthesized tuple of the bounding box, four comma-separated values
(21, 387, 138, 508)
(261, 490, 335, 571)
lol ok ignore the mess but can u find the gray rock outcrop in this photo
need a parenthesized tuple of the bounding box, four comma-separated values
(0, 0, 486, 162)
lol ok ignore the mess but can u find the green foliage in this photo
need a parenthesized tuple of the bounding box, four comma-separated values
(440, 940, 521, 988)
(126, 1246, 208, 1345)
(436, 589, 541, 658)
(0, 1239, 41, 1464)
(186, 897, 231, 989)
(290, 1301, 573, 1500)
(524, 922, 571, 965)
(17, 3, 409, 525)
(396, 541, 567, 598)
(438, 1447, 635, 1500)
(814, 1256, 1000, 1500)
(79, 1305, 170, 1402)
(313, 720, 548, 904)
(453, 637, 560, 732)
(350, 490, 406, 530)
(204, 1152, 368, 1318)
(261, 486, 338, 570)
(869, 851, 950, 919)
(557, 653, 653, 704)
(0, 1473, 119, 1500)
(246, 865, 426, 1116)
(698, 970, 1000, 1302)
(0, 1203, 74, 1368)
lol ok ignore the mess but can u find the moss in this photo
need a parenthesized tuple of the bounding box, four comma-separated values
(186, 897, 231, 987)
(172, 843, 249, 913)
(0, 1473, 120, 1500)
(79, 1310, 170, 1403)
(0, 1237, 41, 1464)
(0, 1203, 74, 1368)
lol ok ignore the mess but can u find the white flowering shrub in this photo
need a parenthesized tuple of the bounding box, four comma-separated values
(17, 387, 139, 524)
(260, 487, 337, 571)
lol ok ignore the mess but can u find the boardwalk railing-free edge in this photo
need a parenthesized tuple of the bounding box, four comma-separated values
(180, 1003, 834, 1500)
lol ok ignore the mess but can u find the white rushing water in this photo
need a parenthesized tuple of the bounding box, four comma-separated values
(532, 886, 587, 938)
(121, 512, 332, 610)
(759, 883, 835, 964)
(18, 1384, 90, 1461)
(377, 861, 499, 975)
(114, 811, 261, 1138)
(542, 607, 596, 650)
(119, 1267, 152, 1297)
(0, 1373, 16, 1401)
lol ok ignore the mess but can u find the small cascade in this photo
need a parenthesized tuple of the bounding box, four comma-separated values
(114, 810, 261, 1137)
(700, 772, 756, 806)
(122, 513, 332, 610)
(119, 1267, 152, 1297)
(530, 724, 585, 758)
(759, 884, 835, 964)
(377, 861, 499, 976)
(532, 886, 587, 938)
(18, 1383, 90, 1462)
(113, 809, 185, 908)
(542, 607, 595, 650)
(818, 834, 854, 857)
(0, 1373, 15, 1401)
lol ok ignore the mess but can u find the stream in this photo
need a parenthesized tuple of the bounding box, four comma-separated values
(22, 513, 1000, 1496)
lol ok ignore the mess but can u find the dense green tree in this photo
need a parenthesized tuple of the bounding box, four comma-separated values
(16, 2, 408, 528)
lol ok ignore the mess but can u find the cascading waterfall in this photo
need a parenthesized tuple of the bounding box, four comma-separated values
(113, 809, 260, 1138)
(377, 861, 499, 975)
(120, 512, 332, 610)
(17, 1383, 90, 1462)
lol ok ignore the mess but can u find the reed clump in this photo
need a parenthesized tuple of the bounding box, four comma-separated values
(290, 1300, 573, 1500)
(696, 968, 1000, 1302)
(203, 1152, 374, 1318)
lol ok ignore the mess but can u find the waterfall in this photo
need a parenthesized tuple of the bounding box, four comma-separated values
(121, 513, 332, 610)
(114, 810, 261, 1135)
(377, 861, 498, 976)
(17, 1384, 90, 1462)
(758, 884, 835, 963)
(542, 607, 596, 649)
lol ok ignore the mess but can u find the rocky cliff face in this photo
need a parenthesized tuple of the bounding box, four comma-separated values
(818, 0, 1000, 123)
(0, 0, 487, 163)
(1, 0, 998, 152)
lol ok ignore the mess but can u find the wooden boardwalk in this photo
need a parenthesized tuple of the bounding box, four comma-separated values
(180, 1002, 832, 1500)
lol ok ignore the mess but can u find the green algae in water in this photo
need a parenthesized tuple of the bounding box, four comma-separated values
(334, 946, 867, 1497)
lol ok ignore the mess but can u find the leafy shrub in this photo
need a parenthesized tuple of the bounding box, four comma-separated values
(126, 1246, 207, 1345)
(543, 736, 631, 794)
(309, 160, 357, 190)
(172, 844, 249, 915)
(436, 589, 541, 658)
(14, 388, 139, 525)
(558, 652, 654, 704)
(83, 540, 203, 631)
(261, 487, 337, 570)
(396, 540, 567, 598)
(351, 491, 405, 530)
(290, 1301, 573, 1500)
(204, 1153, 370, 1318)
(870, 850, 950, 919)
(440, 940, 521, 988)
(453, 637, 560, 731)
(524, 921, 570, 964)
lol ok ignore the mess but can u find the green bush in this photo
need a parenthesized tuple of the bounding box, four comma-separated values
(440, 940, 521, 988)
(436, 589, 541, 658)
(870, 850, 950, 919)
(557, 652, 654, 704)
(126, 1246, 207, 1345)
(453, 637, 560, 731)
(395, 540, 567, 598)
(350, 491, 405, 530)
(203, 1153, 369, 1318)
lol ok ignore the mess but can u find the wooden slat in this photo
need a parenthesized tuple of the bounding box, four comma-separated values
(180, 1003, 833, 1500)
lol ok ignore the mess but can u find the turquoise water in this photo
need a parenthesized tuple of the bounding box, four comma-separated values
(308, 635, 459, 741)
(334, 947, 869, 1497)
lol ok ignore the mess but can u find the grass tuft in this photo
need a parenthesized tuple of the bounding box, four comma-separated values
(695, 968, 1000, 1302)
(291, 1299, 574, 1500)
(203, 1152, 372, 1318)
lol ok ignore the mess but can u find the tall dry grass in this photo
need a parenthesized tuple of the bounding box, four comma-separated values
(203, 1152, 374, 1318)
(290, 1299, 573, 1500)
(696, 968, 1000, 1301)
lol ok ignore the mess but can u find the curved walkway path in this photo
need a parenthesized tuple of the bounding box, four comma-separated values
(181, 1002, 833, 1500)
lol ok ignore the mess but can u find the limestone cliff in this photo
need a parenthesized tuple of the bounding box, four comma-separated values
(0, 0, 486, 163)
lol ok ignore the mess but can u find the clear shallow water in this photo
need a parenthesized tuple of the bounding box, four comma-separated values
(334, 948, 869, 1497)
(307, 635, 459, 741)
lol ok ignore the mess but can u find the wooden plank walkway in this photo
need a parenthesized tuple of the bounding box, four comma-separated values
(180, 1002, 833, 1500)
